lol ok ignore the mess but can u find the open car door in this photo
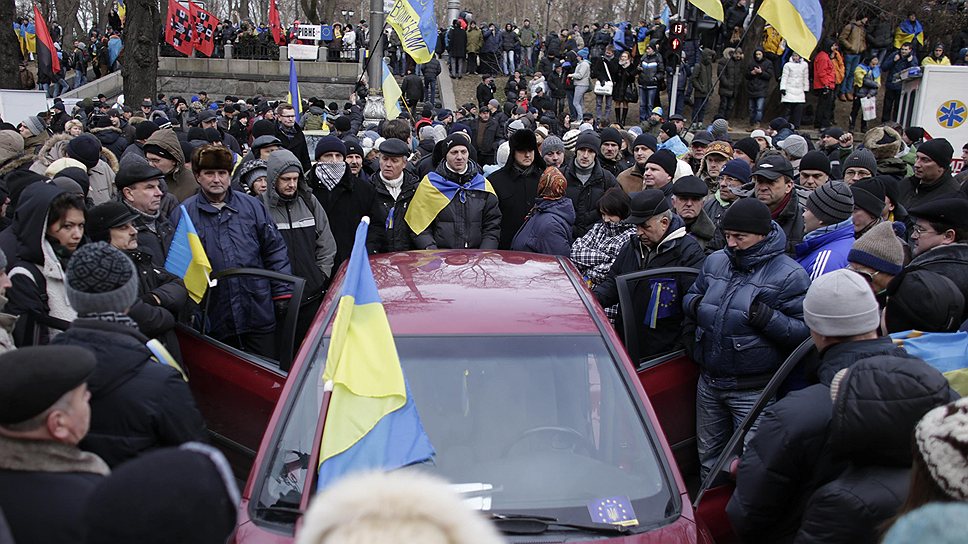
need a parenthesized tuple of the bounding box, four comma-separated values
(177, 267, 305, 480)
(617, 267, 700, 477)
(691, 338, 817, 543)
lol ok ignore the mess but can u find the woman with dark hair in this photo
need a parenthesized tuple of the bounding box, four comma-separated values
(569, 187, 636, 322)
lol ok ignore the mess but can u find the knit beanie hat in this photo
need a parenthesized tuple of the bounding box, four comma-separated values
(915, 397, 968, 501)
(45, 157, 88, 179)
(134, 120, 160, 141)
(862, 126, 902, 160)
(251, 119, 276, 139)
(0, 130, 24, 164)
(842, 148, 878, 176)
(660, 122, 677, 138)
(778, 134, 807, 159)
(806, 181, 853, 225)
(883, 503, 968, 544)
(575, 131, 601, 152)
(848, 222, 905, 275)
(798, 150, 831, 176)
(720, 197, 771, 235)
(803, 268, 881, 336)
(851, 177, 886, 218)
(917, 138, 954, 169)
(645, 149, 677, 177)
(632, 133, 658, 152)
(711, 118, 730, 140)
(885, 270, 965, 333)
(733, 137, 760, 161)
(562, 129, 580, 152)
(237, 159, 268, 190)
(905, 126, 925, 143)
(721, 158, 751, 184)
(314, 135, 347, 159)
(65, 242, 139, 315)
(67, 134, 103, 169)
(22, 115, 45, 137)
(600, 127, 622, 146)
(540, 135, 565, 156)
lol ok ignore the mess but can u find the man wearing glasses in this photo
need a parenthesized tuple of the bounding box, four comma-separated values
(905, 198, 968, 321)
(273, 103, 311, 172)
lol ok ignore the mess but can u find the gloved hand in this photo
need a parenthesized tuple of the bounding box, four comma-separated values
(748, 299, 774, 329)
(273, 299, 290, 321)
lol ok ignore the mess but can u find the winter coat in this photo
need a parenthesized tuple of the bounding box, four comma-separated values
(448, 26, 467, 58)
(144, 129, 198, 203)
(638, 52, 664, 87)
(476, 82, 495, 107)
(781, 60, 810, 103)
(794, 357, 956, 544)
(686, 208, 718, 252)
(719, 53, 745, 97)
(795, 222, 854, 280)
(613, 61, 639, 102)
(562, 159, 619, 238)
(570, 220, 637, 287)
(852, 63, 880, 98)
(4, 184, 76, 346)
(170, 188, 292, 340)
(488, 134, 548, 249)
(401, 73, 424, 105)
(91, 126, 128, 160)
(52, 319, 206, 467)
(594, 215, 706, 357)
(29, 134, 119, 205)
(898, 171, 961, 210)
(908, 243, 968, 321)
(500, 29, 519, 52)
(745, 51, 774, 98)
(124, 248, 186, 359)
(467, 27, 484, 53)
(122, 203, 175, 268)
(469, 116, 500, 166)
(726, 337, 918, 544)
(482, 28, 501, 54)
(838, 22, 867, 55)
(274, 122, 312, 172)
(544, 32, 561, 58)
(519, 26, 537, 48)
(0, 435, 108, 544)
(371, 170, 419, 253)
(616, 165, 645, 194)
(263, 151, 337, 300)
(883, 51, 918, 91)
(571, 59, 591, 87)
(773, 192, 805, 255)
(684, 223, 810, 383)
(831, 50, 846, 85)
(306, 166, 382, 269)
(411, 161, 502, 250)
(691, 50, 716, 96)
(812, 51, 836, 90)
(510, 198, 575, 255)
(867, 18, 893, 49)
(592, 55, 619, 86)
(422, 57, 442, 81)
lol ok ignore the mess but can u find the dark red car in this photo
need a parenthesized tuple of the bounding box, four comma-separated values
(178, 250, 740, 543)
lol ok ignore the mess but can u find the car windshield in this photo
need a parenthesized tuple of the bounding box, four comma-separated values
(257, 335, 675, 529)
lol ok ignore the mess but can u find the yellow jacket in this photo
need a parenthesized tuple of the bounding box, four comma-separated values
(763, 26, 785, 56)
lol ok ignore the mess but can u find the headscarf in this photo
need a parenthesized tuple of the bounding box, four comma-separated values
(537, 166, 567, 200)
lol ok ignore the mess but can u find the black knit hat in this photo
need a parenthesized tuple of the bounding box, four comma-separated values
(67, 134, 102, 169)
(575, 131, 600, 152)
(632, 133, 658, 152)
(885, 270, 965, 333)
(134, 120, 160, 141)
(600, 127, 622, 146)
(851, 177, 887, 218)
(660, 122, 677, 137)
(917, 138, 954, 169)
(645, 149, 677, 177)
(721, 197, 772, 235)
(314, 136, 347, 160)
(733, 137, 760, 161)
(65, 242, 139, 315)
(799, 150, 831, 176)
(807, 181, 854, 225)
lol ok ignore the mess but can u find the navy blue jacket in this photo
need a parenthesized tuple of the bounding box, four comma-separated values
(171, 188, 292, 339)
(684, 223, 810, 382)
(510, 198, 575, 255)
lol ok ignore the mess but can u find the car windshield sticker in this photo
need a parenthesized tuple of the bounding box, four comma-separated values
(587, 496, 639, 526)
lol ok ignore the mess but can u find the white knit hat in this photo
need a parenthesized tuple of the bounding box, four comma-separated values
(803, 269, 881, 336)
(915, 397, 968, 500)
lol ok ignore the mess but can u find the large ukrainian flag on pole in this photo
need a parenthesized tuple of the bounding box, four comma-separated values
(387, 0, 437, 64)
(688, 0, 724, 22)
(317, 218, 434, 490)
(164, 205, 212, 303)
(758, 0, 823, 59)
(288, 57, 301, 123)
(405, 172, 497, 235)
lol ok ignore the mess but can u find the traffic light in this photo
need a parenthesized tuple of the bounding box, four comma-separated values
(670, 37, 683, 53)
(670, 20, 689, 51)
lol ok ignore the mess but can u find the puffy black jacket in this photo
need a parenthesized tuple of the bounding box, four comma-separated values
(307, 166, 382, 270)
(125, 248, 187, 356)
(795, 356, 957, 544)
(719, 54, 746, 97)
(500, 28, 519, 51)
(684, 223, 810, 383)
(52, 319, 207, 467)
(745, 50, 774, 98)
(411, 160, 502, 250)
(448, 26, 467, 57)
(907, 243, 968, 322)
(562, 159, 619, 238)
(371, 170, 419, 253)
(726, 338, 913, 543)
(545, 32, 562, 58)
(91, 127, 128, 160)
(897, 171, 961, 210)
(488, 131, 547, 249)
(422, 57, 442, 81)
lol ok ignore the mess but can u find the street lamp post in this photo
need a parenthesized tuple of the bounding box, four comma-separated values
(362, 0, 386, 127)
(545, 0, 552, 37)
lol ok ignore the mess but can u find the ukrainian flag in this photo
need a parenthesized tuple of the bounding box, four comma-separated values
(892, 330, 968, 396)
(758, 0, 822, 60)
(164, 205, 212, 303)
(404, 171, 496, 235)
(116, 0, 126, 22)
(387, 0, 437, 64)
(287, 57, 301, 123)
(317, 218, 434, 490)
(893, 19, 925, 50)
(382, 59, 402, 120)
(688, 0, 724, 22)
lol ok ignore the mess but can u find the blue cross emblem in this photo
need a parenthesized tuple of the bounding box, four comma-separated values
(937, 100, 967, 129)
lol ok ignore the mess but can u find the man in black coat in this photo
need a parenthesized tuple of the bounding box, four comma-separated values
(371, 138, 420, 253)
(562, 131, 619, 238)
(726, 269, 922, 543)
(400, 68, 424, 113)
(0, 346, 108, 544)
(594, 190, 705, 358)
(469, 107, 499, 166)
(488, 130, 546, 249)
(447, 19, 468, 78)
(906, 198, 968, 321)
(52, 243, 206, 468)
(476, 74, 496, 106)
(274, 103, 312, 172)
(115, 159, 176, 267)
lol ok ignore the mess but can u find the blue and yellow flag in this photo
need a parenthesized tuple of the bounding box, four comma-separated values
(287, 57, 301, 123)
(892, 330, 968, 396)
(387, 0, 437, 64)
(317, 218, 434, 490)
(382, 59, 402, 120)
(893, 19, 925, 50)
(116, 0, 126, 22)
(688, 0, 724, 22)
(758, 0, 822, 60)
(165, 205, 212, 303)
(404, 171, 496, 235)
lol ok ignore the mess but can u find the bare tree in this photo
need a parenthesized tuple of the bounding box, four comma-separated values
(0, 0, 22, 90)
(120, 0, 159, 104)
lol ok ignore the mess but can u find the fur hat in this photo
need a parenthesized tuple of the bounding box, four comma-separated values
(915, 398, 968, 501)
(191, 144, 234, 172)
(862, 126, 902, 160)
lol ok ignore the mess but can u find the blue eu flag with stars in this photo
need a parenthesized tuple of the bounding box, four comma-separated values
(644, 278, 679, 329)
(587, 496, 639, 526)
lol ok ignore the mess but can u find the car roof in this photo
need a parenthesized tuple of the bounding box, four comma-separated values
(331, 250, 601, 336)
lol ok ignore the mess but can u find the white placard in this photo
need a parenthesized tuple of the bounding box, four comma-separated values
(288, 44, 320, 60)
(296, 24, 321, 41)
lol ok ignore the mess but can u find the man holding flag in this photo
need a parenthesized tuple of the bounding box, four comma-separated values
(405, 135, 502, 250)
(170, 145, 293, 359)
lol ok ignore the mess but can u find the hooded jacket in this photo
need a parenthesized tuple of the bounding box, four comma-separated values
(719, 50, 746, 97)
(411, 160, 502, 250)
(562, 158, 619, 238)
(691, 49, 716, 96)
(726, 338, 916, 544)
(510, 197, 575, 255)
(781, 58, 810, 103)
(795, 357, 956, 544)
(745, 50, 775, 97)
(684, 223, 810, 382)
(52, 319, 207, 467)
(488, 131, 548, 249)
(91, 126, 129, 159)
(262, 150, 336, 299)
(29, 133, 119, 205)
(4, 183, 77, 346)
(144, 129, 198, 203)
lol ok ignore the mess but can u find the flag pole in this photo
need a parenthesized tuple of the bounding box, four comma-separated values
(357, 22, 389, 90)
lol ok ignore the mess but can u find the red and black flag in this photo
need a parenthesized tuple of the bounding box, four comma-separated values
(165, 0, 193, 56)
(32, 6, 60, 80)
(190, 2, 219, 57)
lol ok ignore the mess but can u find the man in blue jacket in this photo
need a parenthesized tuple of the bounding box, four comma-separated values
(796, 182, 855, 280)
(684, 198, 811, 477)
(171, 144, 293, 359)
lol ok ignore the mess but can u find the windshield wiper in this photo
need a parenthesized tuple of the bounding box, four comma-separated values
(488, 513, 631, 535)
(254, 504, 303, 521)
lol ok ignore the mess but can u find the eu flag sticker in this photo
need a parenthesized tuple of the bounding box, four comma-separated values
(587, 496, 639, 527)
